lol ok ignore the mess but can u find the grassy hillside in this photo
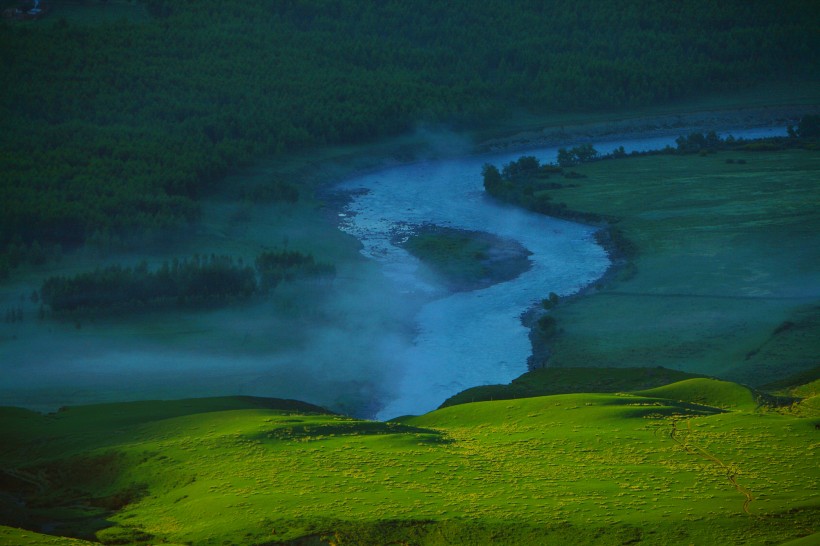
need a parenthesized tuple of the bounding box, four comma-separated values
(440, 366, 705, 407)
(510, 149, 820, 386)
(632, 378, 758, 410)
(0, 526, 94, 546)
(1, 383, 817, 545)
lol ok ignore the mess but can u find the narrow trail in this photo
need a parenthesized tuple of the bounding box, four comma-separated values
(669, 418, 755, 515)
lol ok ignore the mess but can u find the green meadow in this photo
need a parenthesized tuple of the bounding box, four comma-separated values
(1, 376, 817, 545)
(535, 149, 820, 386)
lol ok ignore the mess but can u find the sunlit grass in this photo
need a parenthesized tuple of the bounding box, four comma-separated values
(1, 381, 817, 545)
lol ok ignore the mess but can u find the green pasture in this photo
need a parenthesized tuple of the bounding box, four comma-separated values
(440, 366, 705, 407)
(539, 149, 820, 386)
(1, 377, 817, 545)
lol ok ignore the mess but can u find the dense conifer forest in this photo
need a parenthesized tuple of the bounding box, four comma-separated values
(1, 0, 818, 275)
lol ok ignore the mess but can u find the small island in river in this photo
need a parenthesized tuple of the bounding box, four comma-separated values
(395, 225, 532, 292)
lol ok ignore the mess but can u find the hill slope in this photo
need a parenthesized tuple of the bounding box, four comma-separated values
(632, 378, 759, 410)
(1, 385, 817, 545)
(440, 366, 705, 407)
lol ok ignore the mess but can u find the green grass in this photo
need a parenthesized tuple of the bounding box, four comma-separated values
(1, 383, 817, 545)
(0, 526, 95, 545)
(632, 378, 758, 411)
(781, 532, 820, 546)
(536, 149, 820, 386)
(440, 366, 705, 407)
(760, 366, 820, 394)
(400, 226, 532, 291)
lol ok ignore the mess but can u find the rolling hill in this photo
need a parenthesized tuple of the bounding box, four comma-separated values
(1, 375, 817, 545)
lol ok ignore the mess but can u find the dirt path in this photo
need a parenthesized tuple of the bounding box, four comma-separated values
(669, 418, 755, 515)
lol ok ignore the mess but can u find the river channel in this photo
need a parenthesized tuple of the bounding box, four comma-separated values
(336, 127, 786, 420)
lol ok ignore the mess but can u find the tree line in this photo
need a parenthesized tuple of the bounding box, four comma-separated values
(483, 118, 820, 223)
(40, 250, 335, 314)
(2, 0, 817, 277)
(482, 155, 606, 224)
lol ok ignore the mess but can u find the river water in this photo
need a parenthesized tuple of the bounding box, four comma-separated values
(336, 127, 786, 420)
(0, 127, 785, 416)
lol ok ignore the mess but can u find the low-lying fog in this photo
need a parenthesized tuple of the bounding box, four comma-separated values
(0, 126, 788, 418)
(0, 260, 416, 416)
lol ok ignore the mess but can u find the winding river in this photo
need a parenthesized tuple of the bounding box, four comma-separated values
(336, 127, 786, 420)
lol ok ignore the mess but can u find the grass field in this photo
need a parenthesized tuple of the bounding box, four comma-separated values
(440, 366, 706, 407)
(534, 149, 820, 386)
(1, 376, 817, 545)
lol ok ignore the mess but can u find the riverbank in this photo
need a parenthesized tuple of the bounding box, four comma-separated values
(471, 81, 820, 153)
(514, 147, 820, 387)
(475, 104, 817, 154)
(276, 82, 820, 203)
(472, 106, 820, 379)
(309, 98, 819, 402)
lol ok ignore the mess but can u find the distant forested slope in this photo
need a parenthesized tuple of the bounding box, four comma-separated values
(1, 0, 818, 274)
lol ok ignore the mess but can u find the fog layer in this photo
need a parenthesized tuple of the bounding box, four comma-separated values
(0, 127, 786, 417)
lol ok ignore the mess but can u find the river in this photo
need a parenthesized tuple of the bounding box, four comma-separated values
(0, 126, 786, 417)
(335, 127, 786, 420)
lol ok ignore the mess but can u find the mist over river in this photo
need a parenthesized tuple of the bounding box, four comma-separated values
(336, 127, 786, 419)
(0, 126, 785, 417)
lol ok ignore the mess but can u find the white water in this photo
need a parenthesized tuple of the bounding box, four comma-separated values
(337, 127, 786, 420)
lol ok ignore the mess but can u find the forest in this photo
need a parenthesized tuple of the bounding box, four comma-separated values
(1, 0, 818, 276)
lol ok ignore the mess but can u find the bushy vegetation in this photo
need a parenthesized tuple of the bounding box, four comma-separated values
(255, 249, 336, 293)
(484, 117, 820, 219)
(1, 0, 818, 276)
(399, 226, 531, 291)
(39, 250, 335, 314)
(482, 156, 606, 223)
